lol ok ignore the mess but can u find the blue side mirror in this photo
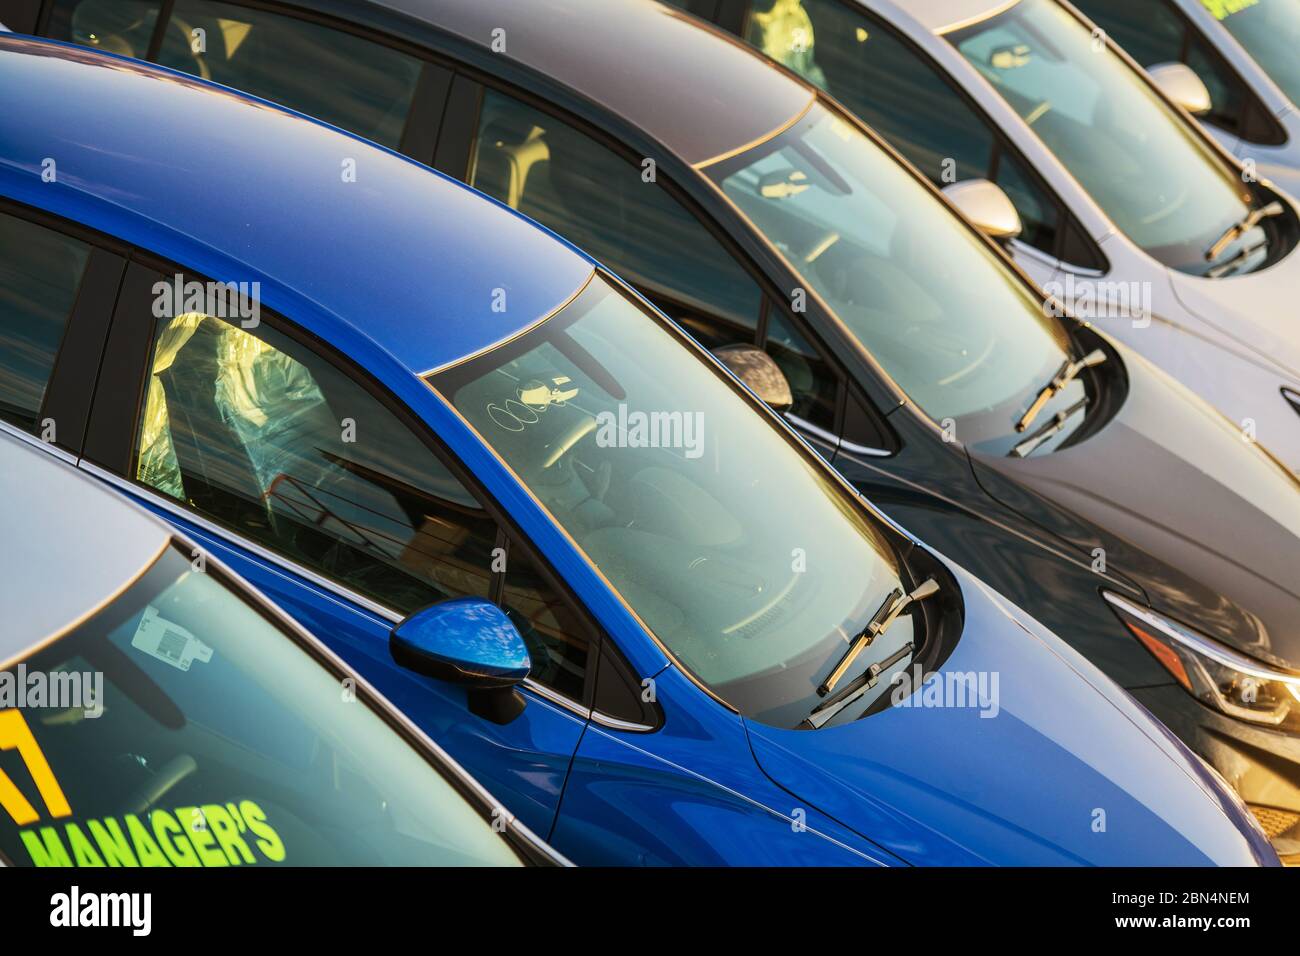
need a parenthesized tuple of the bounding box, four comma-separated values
(391, 598, 531, 723)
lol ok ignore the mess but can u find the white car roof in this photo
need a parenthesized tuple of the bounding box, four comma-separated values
(887, 0, 1022, 33)
(0, 431, 171, 665)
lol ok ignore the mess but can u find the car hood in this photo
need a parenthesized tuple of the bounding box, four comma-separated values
(968, 344, 1300, 670)
(744, 563, 1276, 865)
(1168, 230, 1300, 383)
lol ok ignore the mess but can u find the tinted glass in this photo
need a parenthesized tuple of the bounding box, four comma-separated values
(705, 103, 1086, 454)
(469, 90, 762, 330)
(742, 0, 1069, 258)
(432, 277, 910, 729)
(0, 547, 521, 867)
(0, 213, 90, 434)
(1207, 0, 1300, 107)
(953, 0, 1264, 275)
(153, 0, 421, 148)
(133, 302, 498, 615)
(46, 0, 161, 59)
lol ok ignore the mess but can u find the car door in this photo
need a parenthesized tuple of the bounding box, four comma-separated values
(75, 258, 597, 840)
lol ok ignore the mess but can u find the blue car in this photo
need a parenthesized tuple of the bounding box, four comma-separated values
(0, 36, 1276, 865)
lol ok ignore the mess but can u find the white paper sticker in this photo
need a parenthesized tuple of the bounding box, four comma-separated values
(130, 606, 213, 672)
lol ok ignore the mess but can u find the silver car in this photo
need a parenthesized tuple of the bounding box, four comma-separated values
(1071, 0, 1300, 197)
(0, 428, 564, 868)
(723, 0, 1300, 472)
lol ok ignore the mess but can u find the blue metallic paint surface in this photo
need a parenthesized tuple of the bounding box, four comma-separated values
(2, 39, 1276, 864)
(392, 598, 532, 685)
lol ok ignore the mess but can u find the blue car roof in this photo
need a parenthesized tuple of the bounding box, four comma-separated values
(0, 36, 595, 375)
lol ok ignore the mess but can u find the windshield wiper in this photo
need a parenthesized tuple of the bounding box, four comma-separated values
(818, 577, 939, 697)
(1205, 201, 1284, 262)
(803, 642, 916, 729)
(1014, 348, 1106, 433)
(1010, 396, 1088, 458)
(1207, 239, 1269, 279)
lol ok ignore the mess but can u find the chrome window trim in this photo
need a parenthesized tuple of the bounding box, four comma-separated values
(784, 411, 891, 458)
(589, 710, 656, 733)
(75, 460, 597, 721)
(0, 418, 78, 466)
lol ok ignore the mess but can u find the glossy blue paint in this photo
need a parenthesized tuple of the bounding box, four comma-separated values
(3, 38, 1278, 865)
(392, 598, 531, 688)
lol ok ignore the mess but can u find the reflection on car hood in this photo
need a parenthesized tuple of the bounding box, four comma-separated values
(969, 344, 1300, 669)
(745, 563, 1275, 866)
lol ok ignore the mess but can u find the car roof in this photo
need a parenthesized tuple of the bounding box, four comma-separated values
(374, 0, 814, 167)
(0, 37, 595, 376)
(0, 432, 171, 665)
(883, 0, 1021, 33)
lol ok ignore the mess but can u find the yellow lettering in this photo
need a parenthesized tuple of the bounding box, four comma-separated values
(240, 800, 285, 862)
(0, 710, 71, 825)
(19, 826, 72, 867)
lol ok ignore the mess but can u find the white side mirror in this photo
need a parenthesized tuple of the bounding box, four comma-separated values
(1147, 62, 1213, 116)
(941, 179, 1023, 241)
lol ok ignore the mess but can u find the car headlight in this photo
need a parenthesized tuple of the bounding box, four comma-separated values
(1104, 591, 1300, 733)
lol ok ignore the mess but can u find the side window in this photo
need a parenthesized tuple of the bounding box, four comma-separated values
(741, 0, 1100, 265)
(47, 0, 423, 148)
(46, 0, 161, 59)
(746, 0, 993, 182)
(0, 211, 91, 434)
(1077, 0, 1277, 142)
(1072, 0, 1186, 67)
(468, 90, 764, 342)
(133, 301, 500, 613)
(764, 309, 838, 432)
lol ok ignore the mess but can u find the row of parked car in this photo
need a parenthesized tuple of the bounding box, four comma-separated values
(0, 0, 1298, 867)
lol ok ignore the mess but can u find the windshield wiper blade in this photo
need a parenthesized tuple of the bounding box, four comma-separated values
(1205, 201, 1284, 262)
(1015, 348, 1106, 433)
(804, 642, 916, 729)
(1010, 396, 1089, 458)
(1206, 238, 1269, 279)
(818, 577, 939, 697)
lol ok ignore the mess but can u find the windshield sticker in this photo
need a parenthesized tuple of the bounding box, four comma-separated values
(0, 710, 72, 827)
(18, 799, 287, 867)
(130, 607, 214, 672)
(1202, 0, 1259, 20)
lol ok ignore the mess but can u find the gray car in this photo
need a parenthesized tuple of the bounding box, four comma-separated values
(1071, 0, 1300, 198)
(0, 428, 565, 867)
(696, 0, 1300, 473)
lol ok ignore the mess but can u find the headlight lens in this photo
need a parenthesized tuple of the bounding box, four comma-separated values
(1104, 591, 1300, 733)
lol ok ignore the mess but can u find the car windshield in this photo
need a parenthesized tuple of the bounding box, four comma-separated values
(0, 546, 522, 867)
(430, 275, 910, 728)
(1207, 0, 1300, 107)
(703, 101, 1087, 454)
(951, 0, 1266, 275)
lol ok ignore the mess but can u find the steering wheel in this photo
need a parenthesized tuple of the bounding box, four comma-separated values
(124, 753, 198, 814)
(544, 416, 597, 469)
(166, 16, 213, 81)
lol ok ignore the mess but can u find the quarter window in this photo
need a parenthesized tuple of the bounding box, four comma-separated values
(0, 211, 90, 434)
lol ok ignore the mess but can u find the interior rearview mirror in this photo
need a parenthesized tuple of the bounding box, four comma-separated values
(711, 345, 794, 411)
(942, 179, 1023, 241)
(391, 597, 531, 724)
(1147, 62, 1212, 116)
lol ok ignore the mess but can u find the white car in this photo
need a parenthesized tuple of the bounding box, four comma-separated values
(1072, 0, 1300, 198)
(701, 0, 1300, 472)
(0, 428, 565, 868)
